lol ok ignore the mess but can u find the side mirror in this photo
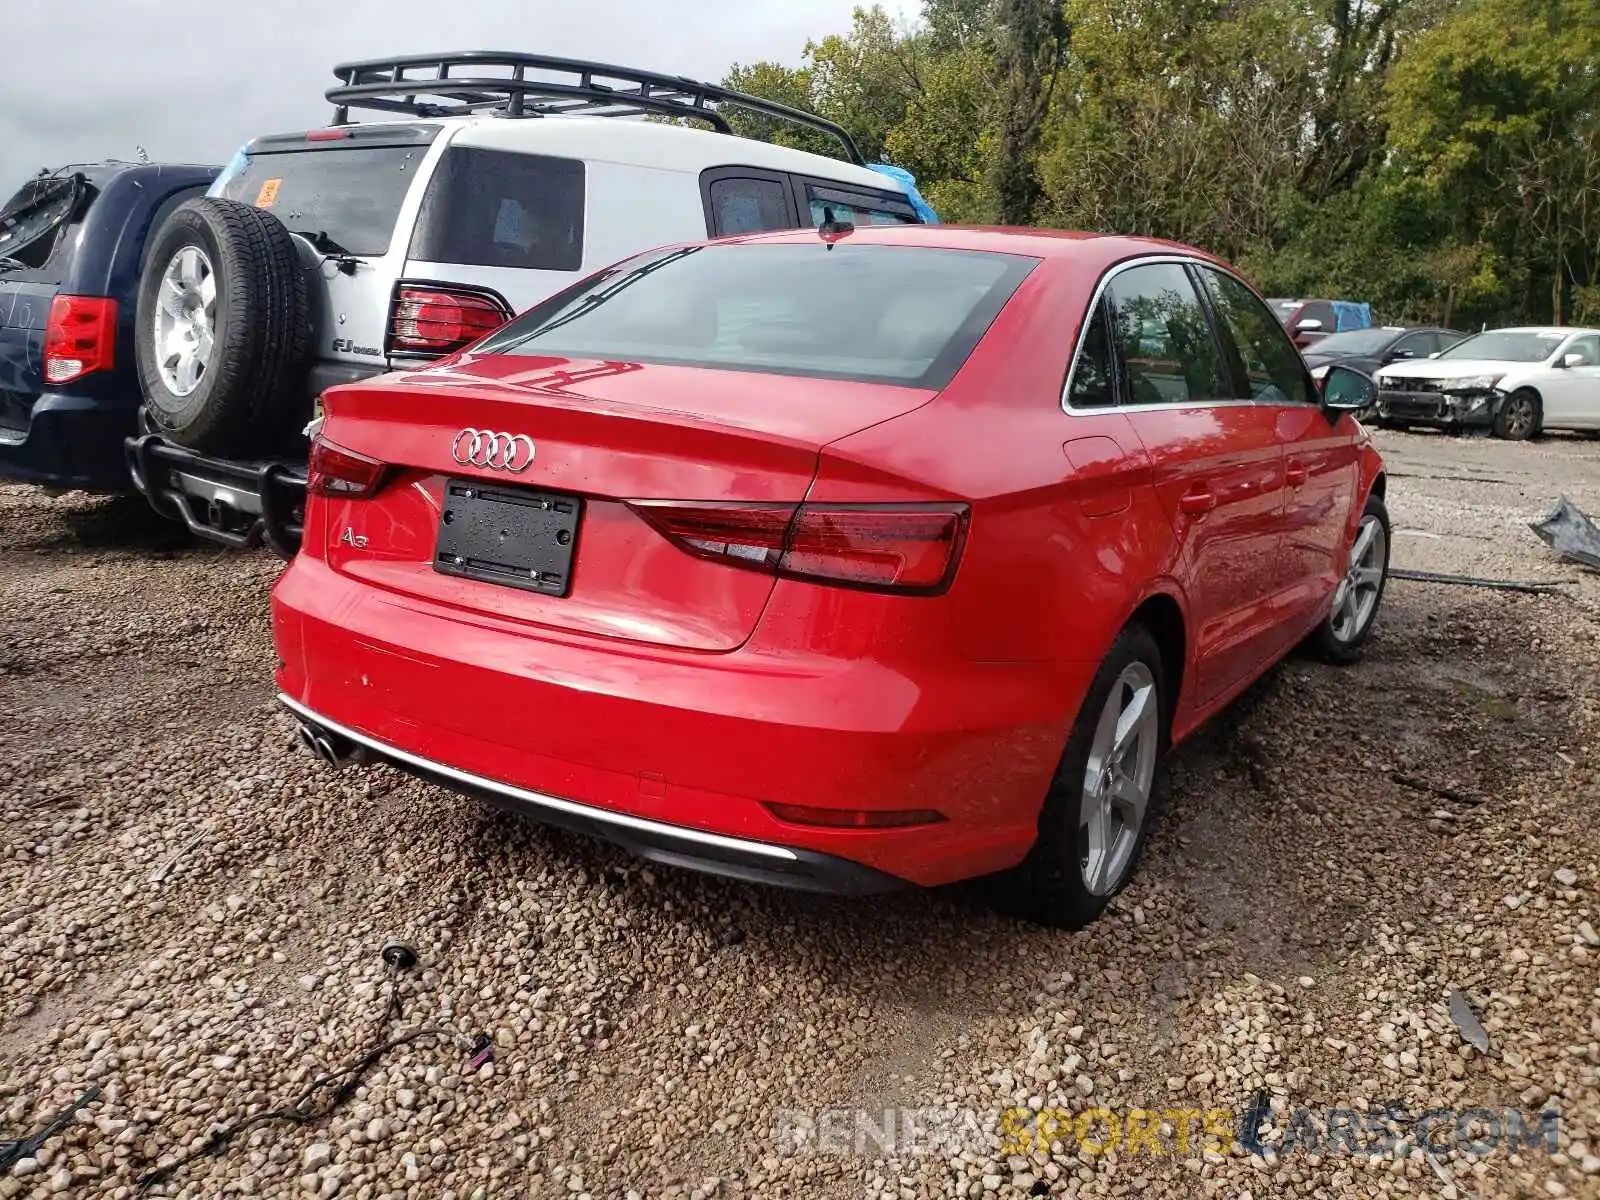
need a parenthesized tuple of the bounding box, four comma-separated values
(1296, 318, 1324, 332)
(1320, 364, 1376, 418)
(1560, 352, 1583, 369)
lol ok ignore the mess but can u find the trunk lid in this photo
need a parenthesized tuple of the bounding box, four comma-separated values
(316, 355, 936, 651)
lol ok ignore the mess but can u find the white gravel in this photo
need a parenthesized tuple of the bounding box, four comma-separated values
(2, 429, 1599, 1199)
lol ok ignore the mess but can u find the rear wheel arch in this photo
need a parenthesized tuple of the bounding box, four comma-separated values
(1369, 471, 1386, 501)
(1127, 591, 1186, 733)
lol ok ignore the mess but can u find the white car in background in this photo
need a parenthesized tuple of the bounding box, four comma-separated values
(1374, 326, 1600, 439)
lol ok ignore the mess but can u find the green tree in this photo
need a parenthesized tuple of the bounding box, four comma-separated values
(991, 0, 1069, 224)
(1385, 0, 1600, 322)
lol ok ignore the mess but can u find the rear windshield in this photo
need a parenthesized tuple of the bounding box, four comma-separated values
(218, 146, 420, 257)
(0, 174, 88, 269)
(1438, 330, 1564, 363)
(1308, 328, 1396, 355)
(474, 242, 1036, 388)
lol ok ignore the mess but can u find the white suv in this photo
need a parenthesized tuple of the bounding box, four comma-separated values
(125, 52, 928, 554)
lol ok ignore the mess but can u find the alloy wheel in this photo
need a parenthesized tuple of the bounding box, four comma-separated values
(1078, 661, 1158, 896)
(154, 246, 217, 397)
(1503, 395, 1535, 438)
(1330, 514, 1386, 643)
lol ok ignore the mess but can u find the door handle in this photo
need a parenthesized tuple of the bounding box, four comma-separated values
(1178, 489, 1217, 517)
(1286, 461, 1309, 487)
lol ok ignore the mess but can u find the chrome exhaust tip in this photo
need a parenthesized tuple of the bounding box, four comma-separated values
(295, 721, 365, 768)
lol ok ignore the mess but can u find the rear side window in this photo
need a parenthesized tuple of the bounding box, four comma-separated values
(1067, 301, 1117, 408)
(410, 148, 585, 271)
(1104, 263, 1229, 405)
(1199, 268, 1313, 405)
(703, 171, 796, 236)
(475, 242, 1036, 389)
(219, 146, 419, 257)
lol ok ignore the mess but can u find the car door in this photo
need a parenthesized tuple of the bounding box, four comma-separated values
(1198, 266, 1360, 644)
(1541, 334, 1600, 430)
(1100, 260, 1288, 706)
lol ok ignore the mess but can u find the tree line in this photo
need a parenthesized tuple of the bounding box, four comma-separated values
(721, 0, 1600, 329)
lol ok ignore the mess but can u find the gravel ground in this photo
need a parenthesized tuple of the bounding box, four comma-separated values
(2, 429, 1599, 1200)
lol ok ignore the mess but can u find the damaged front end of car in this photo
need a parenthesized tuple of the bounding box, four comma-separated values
(1374, 373, 1505, 432)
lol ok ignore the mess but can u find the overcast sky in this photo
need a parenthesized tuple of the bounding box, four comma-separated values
(0, 0, 876, 194)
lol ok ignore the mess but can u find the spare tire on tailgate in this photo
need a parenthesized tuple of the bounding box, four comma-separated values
(135, 197, 310, 455)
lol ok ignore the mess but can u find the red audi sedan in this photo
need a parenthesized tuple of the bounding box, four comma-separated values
(271, 226, 1388, 929)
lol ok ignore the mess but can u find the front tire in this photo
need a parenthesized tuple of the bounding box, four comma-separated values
(1309, 492, 1390, 665)
(1004, 624, 1168, 930)
(1494, 389, 1541, 440)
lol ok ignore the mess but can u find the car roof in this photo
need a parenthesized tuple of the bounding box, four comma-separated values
(1482, 325, 1600, 337)
(710, 223, 1224, 271)
(267, 113, 906, 194)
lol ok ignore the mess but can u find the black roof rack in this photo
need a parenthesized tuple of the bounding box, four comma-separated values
(326, 51, 865, 165)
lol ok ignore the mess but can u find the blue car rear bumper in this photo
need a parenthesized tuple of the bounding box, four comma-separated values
(0, 392, 137, 491)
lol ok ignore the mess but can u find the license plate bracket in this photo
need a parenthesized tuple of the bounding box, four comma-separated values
(433, 478, 581, 597)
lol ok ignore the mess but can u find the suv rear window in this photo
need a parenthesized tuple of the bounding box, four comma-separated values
(0, 174, 89, 269)
(475, 242, 1035, 388)
(218, 146, 420, 257)
(409, 148, 585, 271)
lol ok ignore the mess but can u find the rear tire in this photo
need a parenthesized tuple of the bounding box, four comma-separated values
(135, 197, 310, 455)
(1003, 624, 1168, 930)
(1493, 389, 1541, 441)
(1308, 492, 1390, 665)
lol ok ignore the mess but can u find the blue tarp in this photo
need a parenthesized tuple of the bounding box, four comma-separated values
(1332, 301, 1372, 332)
(866, 163, 940, 223)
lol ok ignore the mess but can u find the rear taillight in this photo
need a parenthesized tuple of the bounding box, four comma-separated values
(44, 296, 117, 385)
(307, 436, 390, 499)
(627, 501, 968, 594)
(387, 284, 511, 357)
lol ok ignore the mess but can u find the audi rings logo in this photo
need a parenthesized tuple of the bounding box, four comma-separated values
(451, 428, 536, 472)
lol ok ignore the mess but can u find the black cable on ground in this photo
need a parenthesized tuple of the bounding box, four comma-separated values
(138, 944, 446, 1192)
(0, 1085, 102, 1172)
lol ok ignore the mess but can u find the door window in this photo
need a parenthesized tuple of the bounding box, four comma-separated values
(1198, 268, 1314, 405)
(1103, 263, 1229, 406)
(1296, 301, 1336, 334)
(1562, 334, 1600, 366)
(798, 181, 919, 228)
(1389, 331, 1436, 360)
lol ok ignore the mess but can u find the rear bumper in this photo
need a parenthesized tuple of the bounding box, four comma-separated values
(0, 391, 138, 491)
(1375, 388, 1499, 429)
(125, 434, 306, 557)
(272, 555, 1079, 889)
(280, 693, 905, 894)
